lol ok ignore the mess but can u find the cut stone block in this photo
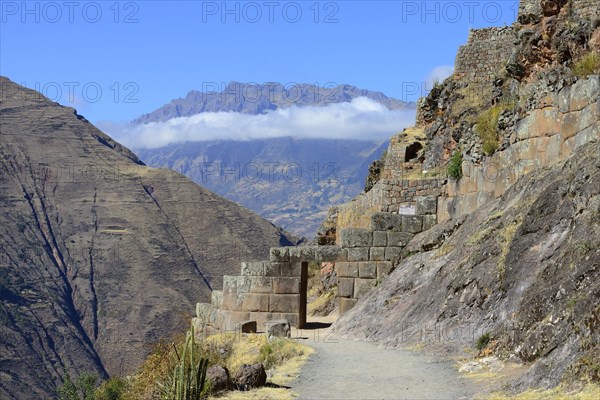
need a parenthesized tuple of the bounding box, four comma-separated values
(402, 215, 423, 233)
(221, 292, 246, 311)
(354, 278, 376, 298)
(241, 261, 266, 276)
(222, 311, 251, 331)
(339, 297, 358, 315)
(371, 212, 403, 231)
(376, 261, 394, 280)
(269, 294, 300, 313)
(270, 247, 290, 262)
(416, 196, 437, 215)
(369, 247, 385, 261)
(223, 276, 251, 293)
(372, 231, 387, 246)
(347, 247, 369, 262)
(340, 228, 372, 248)
(249, 276, 273, 293)
(422, 215, 437, 231)
(265, 262, 283, 277)
(240, 320, 257, 333)
(242, 293, 269, 312)
(279, 312, 300, 327)
(385, 246, 402, 262)
(287, 247, 301, 261)
(312, 245, 344, 262)
(336, 262, 358, 278)
(196, 302, 213, 320)
(337, 278, 355, 298)
(387, 232, 414, 247)
(280, 262, 302, 277)
(211, 290, 223, 308)
(272, 277, 300, 294)
(358, 262, 377, 279)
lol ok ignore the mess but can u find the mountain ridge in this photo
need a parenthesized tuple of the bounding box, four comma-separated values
(132, 81, 415, 124)
(0, 76, 298, 398)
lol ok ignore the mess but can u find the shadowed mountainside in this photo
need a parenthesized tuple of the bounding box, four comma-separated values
(0, 77, 297, 399)
(136, 138, 388, 238)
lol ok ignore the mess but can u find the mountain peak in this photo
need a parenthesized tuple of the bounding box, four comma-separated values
(132, 82, 414, 125)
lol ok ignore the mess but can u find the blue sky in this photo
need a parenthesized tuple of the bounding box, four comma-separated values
(1, 1, 519, 124)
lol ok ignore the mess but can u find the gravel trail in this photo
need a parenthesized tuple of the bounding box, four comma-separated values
(291, 326, 479, 400)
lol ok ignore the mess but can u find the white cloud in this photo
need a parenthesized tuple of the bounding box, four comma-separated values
(425, 65, 454, 89)
(98, 97, 416, 149)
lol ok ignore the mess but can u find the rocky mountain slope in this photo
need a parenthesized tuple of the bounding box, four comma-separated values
(332, 0, 599, 392)
(335, 139, 600, 390)
(0, 77, 297, 399)
(136, 138, 388, 238)
(133, 81, 414, 124)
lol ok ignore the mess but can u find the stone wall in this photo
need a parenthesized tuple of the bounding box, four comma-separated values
(439, 76, 600, 221)
(453, 26, 516, 88)
(194, 197, 440, 332)
(569, 0, 600, 20)
(519, 0, 600, 22)
(337, 129, 444, 231)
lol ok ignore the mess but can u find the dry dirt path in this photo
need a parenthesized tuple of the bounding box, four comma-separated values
(291, 322, 480, 400)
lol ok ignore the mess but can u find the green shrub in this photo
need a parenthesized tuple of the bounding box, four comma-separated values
(447, 150, 463, 180)
(95, 377, 128, 400)
(573, 52, 600, 77)
(57, 373, 98, 400)
(475, 105, 505, 156)
(476, 332, 491, 351)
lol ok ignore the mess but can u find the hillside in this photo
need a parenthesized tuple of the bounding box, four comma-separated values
(335, 139, 600, 390)
(136, 138, 388, 238)
(329, 0, 600, 392)
(0, 77, 297, 399)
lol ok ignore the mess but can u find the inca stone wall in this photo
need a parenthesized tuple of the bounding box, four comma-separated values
(518, 0, 600, 23)
(439, 76, 600, 221)
(453, 27, 516, 86)
(336, 130, 444, 232)
(194, 197, 440, 332)
(564, 0, 600, 21)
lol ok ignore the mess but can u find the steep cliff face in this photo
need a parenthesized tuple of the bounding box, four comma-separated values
(0, 77, 297, 399)
(332, 0, 599, 391)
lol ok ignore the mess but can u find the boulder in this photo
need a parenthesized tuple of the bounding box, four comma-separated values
(267, 319, 291, 338)
(207, 365, 230, 392)
(235, 363, 267, 389)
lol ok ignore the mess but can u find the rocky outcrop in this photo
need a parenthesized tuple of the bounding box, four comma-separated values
(0, 77, 297, 399)
(329, 0, 600, 391)
(334, 139, 600, 390)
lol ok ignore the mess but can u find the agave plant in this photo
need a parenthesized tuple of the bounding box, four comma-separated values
(160, 325, 208, 400)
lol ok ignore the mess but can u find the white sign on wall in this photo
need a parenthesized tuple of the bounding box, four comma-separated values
(398, 205, 416, 215)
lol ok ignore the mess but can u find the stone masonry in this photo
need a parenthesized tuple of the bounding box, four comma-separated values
(439, 76, 600, 221)
(194, 195, 439, 332)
